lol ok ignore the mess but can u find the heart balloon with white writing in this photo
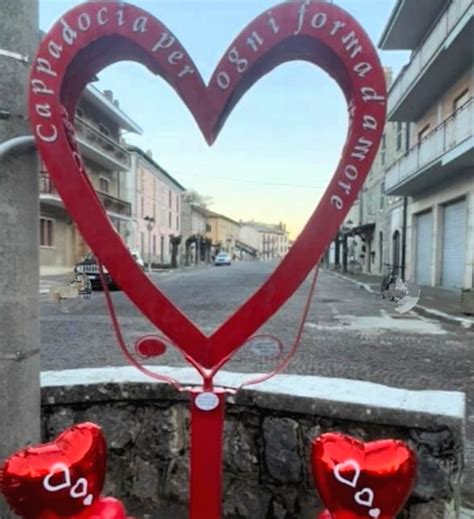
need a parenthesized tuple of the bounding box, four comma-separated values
(312, 433, 417, 519)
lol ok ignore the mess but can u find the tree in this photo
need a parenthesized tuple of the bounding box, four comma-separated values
(183, 189, 213, 208)
(170, 235, 182, 268)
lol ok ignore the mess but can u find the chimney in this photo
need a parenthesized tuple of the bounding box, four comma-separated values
(146, 150, 153, 158)
(103, 90, 113, 101)
(113, 99, 120, 108)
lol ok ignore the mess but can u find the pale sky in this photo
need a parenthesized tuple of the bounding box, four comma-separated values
(40, 0, 409, 239)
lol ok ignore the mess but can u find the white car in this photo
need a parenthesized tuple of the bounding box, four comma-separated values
(129, 248, 145, 270)
(214, 252, 232, 266)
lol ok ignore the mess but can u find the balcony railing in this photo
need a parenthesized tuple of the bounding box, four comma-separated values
(40, 173, 131, 217)
(388, 0, 472, 115)
(75, 116, 131, 170)
(97, 189, 132, 217)
(385, 99, 473, 192)
(40, 172, 60, 197)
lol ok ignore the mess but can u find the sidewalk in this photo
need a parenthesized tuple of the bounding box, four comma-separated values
(39, 273, 70, 294)
(328, 270, 474, 329)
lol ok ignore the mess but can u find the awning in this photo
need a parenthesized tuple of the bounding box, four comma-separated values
(343, 223, 375, 240)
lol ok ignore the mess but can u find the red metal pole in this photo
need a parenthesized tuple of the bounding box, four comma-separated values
(189, 389, 226, 519)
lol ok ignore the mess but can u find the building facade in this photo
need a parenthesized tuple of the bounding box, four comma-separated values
(198, 209, 240, 258)
(330, 67, 410, 276)
(39, 86, 141, 274)
(240, 222, 290, 260)
(128, 147, 185, 267)
(380, 0, 473, 290)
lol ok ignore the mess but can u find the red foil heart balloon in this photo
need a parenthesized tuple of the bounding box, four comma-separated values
(0, 423, 106, 518)
(39, 497, 131, 519)
(29, 1, 386, 373)
(318, 510, 334, 519)
(312, 433, 416, 519)
(79, 497, 130, 519)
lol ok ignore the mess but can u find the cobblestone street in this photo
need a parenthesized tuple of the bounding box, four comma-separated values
(40, 260, 474, 506)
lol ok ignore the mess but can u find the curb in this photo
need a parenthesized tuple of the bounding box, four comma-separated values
(326, 271, 474, 329)
(414, 305, 473, 329)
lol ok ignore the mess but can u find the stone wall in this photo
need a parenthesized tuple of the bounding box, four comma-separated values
(41, 367, 466, 519)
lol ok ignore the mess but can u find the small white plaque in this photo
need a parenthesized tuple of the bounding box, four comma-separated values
(195, 392, 219, 411)
(249, 338, 281, 359)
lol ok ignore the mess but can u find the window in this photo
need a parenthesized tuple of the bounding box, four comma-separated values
(396, 122, 403, 150)
(153, 235, 157, 254)
(169, 189, 172, 208)
(141, 196, 144, 218)
(380, 182, 385, 210)
(453, 88, 469, 112)
(176, 214, 179, 231)
(176, 194, 179, 211)
(405, 123, 410, 153)
(169, 211, 172, 227)
(418, 124, 430, 143)
(140, 232, 145, 254)
(99, 176, 109, 193)
(40, 218, 54, 247)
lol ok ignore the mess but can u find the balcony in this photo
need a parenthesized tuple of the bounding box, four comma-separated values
(40, 173, 132, 220)
(40, 172, 63, 208)
(75, 116, 131, 172)
(387, 0, 473, 121)
(97, 190, 132, 219)
(384, 98, 473, 196)
(379, 0, 448, 50)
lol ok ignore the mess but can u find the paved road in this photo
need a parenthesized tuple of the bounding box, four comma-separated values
(40, 260, 473, 505)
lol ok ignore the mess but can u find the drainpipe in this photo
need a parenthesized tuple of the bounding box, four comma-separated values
(334, 233, 340, 267)
(342, 233, 348, 273)
(401, 196, 408, 281)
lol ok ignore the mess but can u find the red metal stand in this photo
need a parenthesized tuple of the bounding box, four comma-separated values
(189, 389, 226, 519)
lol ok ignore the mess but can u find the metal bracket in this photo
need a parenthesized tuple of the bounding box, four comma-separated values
(0, 49, 29, 64)
(0, 135, 36, 160)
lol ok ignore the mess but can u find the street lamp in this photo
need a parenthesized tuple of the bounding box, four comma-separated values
(144, 215, 155, 272)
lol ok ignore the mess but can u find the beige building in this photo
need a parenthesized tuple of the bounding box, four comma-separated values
(240, 221, 290, 260)
(380, 0, 473, 289)
(40, 86, 141, 274)
(199, 209, 240, 257)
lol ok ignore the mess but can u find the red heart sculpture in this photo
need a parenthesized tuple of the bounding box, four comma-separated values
(312, 433, 417, 519)
(29, 2, 385, 370)
(0, 423, 106, 518)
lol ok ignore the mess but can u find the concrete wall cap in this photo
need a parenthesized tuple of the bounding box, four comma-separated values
(41, 366, 465, 426)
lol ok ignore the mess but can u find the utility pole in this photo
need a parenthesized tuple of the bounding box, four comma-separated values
(0, 2, 40, 517)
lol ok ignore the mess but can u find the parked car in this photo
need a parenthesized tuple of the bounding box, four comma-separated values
(214, 252, 232, 266)
(74, 249, 145, 289)
(74, 253, 115, 289)
(129, 248, 145, 270)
